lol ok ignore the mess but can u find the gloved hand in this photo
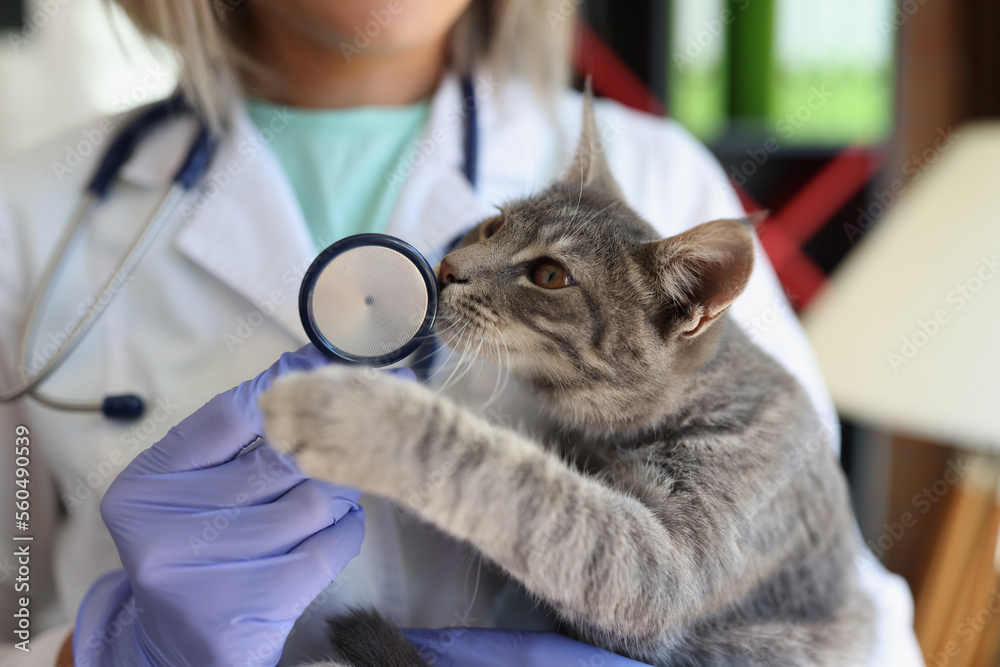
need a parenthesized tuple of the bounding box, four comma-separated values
(74, 345, 415, 667)
(402, 628, 653, 667)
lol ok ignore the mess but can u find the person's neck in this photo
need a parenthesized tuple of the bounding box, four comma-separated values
(244, 21, 448, 108)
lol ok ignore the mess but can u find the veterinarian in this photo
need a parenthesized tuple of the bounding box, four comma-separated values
(0, 0, 923, 665)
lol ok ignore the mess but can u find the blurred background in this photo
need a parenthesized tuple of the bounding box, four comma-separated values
(3, 0, 999, 663)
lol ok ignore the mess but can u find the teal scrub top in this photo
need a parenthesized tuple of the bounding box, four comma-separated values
(246, 99, 431, 250)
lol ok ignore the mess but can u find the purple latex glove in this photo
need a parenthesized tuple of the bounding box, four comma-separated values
(75, 345, 415, 667)
(402, 628, 652, 667)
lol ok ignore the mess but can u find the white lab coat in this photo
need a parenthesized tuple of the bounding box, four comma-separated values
(0, 74, 923, 666)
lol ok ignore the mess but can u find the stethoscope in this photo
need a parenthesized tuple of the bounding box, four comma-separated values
(0, 77, 479, 419)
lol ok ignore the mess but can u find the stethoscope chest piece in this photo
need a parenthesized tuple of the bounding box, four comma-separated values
(299, 234, 438, 366)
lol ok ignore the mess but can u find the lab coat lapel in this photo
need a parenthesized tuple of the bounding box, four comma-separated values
(170, 108, 315, 344)
(383, 74, 498, 264)
(383, 73, 566, 260)
(116, 78, 504, 346)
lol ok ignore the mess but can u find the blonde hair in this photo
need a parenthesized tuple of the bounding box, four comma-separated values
(110, 0, 575, 132)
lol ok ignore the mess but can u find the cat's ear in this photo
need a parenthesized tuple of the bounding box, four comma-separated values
(560, 79, 625, 200)
(640, 219, 756, 337)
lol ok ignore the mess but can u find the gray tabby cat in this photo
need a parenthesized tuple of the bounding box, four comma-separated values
(260, 92, 874, 667)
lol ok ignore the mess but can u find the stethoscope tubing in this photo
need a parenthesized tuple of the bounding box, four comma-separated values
(11, 193, 99, 406)
(2, 185, 185, 406)
(0, 108, 216, 414)
(13, 93, 193, 401)
(1, 76, 476, 418)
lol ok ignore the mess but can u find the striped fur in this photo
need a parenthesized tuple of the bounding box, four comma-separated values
(261, 92, 874, 666)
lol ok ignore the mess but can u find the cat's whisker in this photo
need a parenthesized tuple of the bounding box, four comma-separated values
(453, 322, 486, 387)
(431, 319, 467, 351)
(446, 325, 474, 382)
(430, 317, 469, 386)
(481, 332, 511, 410)
(404, 336, 449, 372)
(464, 336, 487, 387)
(461, 551, 485, 621)
(419, 321, 470, 387)
(439, 322, 477, 391)
(307, 89, 869, 667)
(497, 331, 514, 390)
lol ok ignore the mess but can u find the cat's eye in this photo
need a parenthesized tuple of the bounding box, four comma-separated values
(485, 216, 505, 238)
(532, 261, 575, 289)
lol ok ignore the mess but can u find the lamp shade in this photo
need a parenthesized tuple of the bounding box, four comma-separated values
(803, 122, 1000, 452)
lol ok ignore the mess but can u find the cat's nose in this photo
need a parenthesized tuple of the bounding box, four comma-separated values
(438, 259, 465, 288)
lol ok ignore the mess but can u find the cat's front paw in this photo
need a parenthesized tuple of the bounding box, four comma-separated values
(259, 365, 429, 490)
